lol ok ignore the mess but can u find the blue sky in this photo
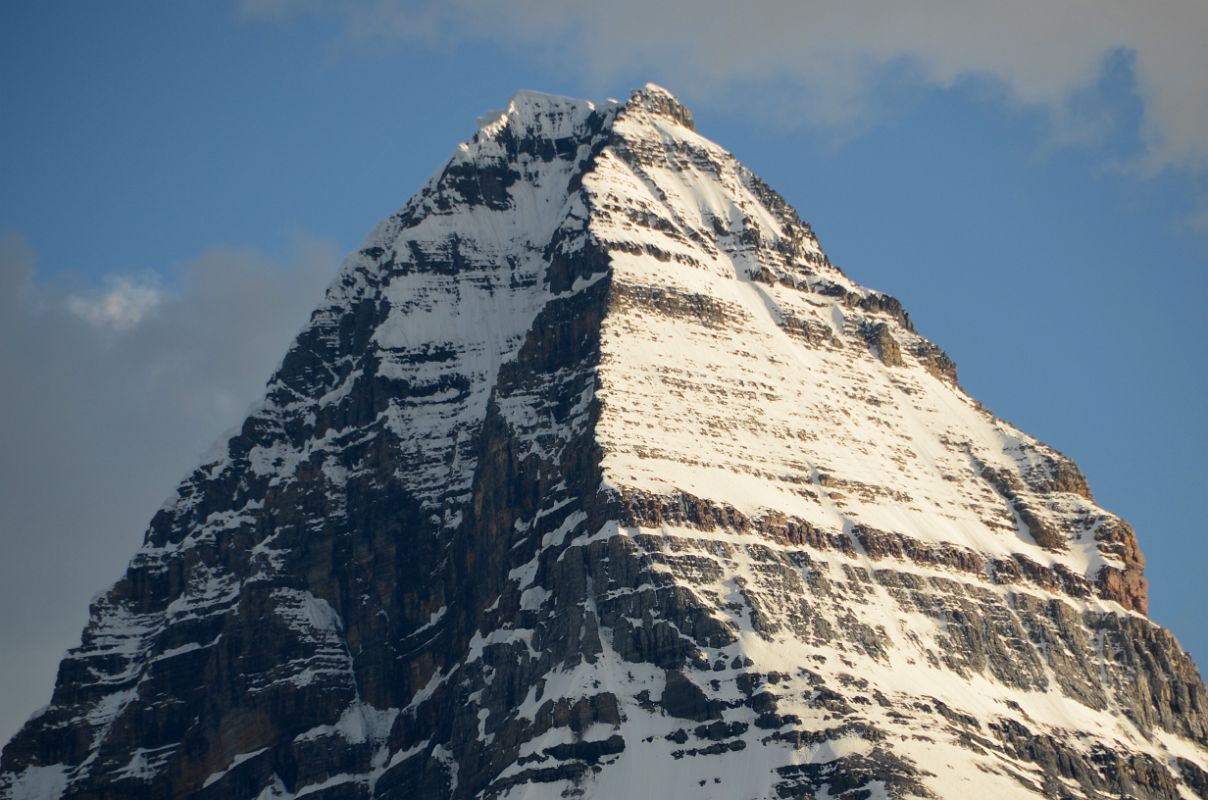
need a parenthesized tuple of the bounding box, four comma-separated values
(2, 1, 1206, 745)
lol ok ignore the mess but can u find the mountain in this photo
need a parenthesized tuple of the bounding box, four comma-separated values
(2, 84, 1206, 800)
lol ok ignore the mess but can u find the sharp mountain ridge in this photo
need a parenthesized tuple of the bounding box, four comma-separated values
(2, 84, 1205, 800)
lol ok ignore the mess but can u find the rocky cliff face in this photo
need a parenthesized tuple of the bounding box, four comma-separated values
(2, 85, 1205, 800)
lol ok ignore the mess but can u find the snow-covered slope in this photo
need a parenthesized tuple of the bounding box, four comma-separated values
(594, 92, 1122, 584)
(2, 85, 1204, 800)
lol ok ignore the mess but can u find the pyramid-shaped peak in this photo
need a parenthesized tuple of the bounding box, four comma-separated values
(472, 84, 693, 142)
(2, 83, 1204, 800)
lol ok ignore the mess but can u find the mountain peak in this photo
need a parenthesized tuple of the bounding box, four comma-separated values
(2, 85, 1204, 800)
(469, 88, 608, 144)
(626, 82, 695, 129)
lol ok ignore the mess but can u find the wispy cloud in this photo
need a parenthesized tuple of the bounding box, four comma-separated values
(0, 231, 339, 744)
(241, 0, 1208, 176)
(65, 275, 165, 330)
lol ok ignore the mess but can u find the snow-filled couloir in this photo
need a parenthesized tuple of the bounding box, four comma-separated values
(2, 85, 1205, 800)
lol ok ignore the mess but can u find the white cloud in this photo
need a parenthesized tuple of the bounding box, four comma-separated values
(65, 275, 165, 330)
(242, 0, 1208, 173)
(0, 232, 339, 745)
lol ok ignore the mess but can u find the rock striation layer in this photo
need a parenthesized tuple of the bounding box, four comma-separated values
(2, 85, 1205, 800)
